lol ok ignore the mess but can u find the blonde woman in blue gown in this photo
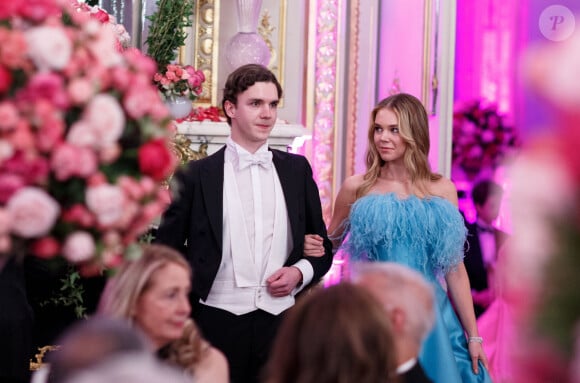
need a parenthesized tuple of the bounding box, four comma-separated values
(305, 93, 491, 383)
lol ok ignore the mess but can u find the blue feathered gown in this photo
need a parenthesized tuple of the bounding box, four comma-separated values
(344, 193, 492, 383)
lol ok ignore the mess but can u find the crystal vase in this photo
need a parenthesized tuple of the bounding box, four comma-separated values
(164, 96, 193, 120)
(225, 0, 271, 70)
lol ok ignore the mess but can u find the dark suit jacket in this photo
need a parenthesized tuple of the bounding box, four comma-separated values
(155, 146, 334, 302)
(463, 220, 509, 316)
(400, 362, 433, 383)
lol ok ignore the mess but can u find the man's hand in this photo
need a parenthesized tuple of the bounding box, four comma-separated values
(266, 266, 303, 297)
(303, 234, 325, 257)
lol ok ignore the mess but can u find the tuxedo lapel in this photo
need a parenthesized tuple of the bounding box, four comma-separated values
(271, 150, 299, 243)
(200, 147, 225, 249)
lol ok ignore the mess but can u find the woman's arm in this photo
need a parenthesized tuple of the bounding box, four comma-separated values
(446, 263, 489, 374)
(327, 175, 361, 247)
(303, 175, 361, 257)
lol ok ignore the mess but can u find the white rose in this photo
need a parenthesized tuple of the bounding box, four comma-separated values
(86, 184, 125, 226)
(63, 231, 96, 263)
(25, 26, 72, 71)
(84, 94, 125, 147)
(7, 187, 60, 237)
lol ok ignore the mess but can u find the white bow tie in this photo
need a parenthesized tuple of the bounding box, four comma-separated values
(238, 151, 273, 170)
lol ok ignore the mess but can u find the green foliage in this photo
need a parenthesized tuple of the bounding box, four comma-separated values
(145, 0, 195, 71)
(40, 265, 87, 319)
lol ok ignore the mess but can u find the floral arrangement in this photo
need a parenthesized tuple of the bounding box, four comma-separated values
(154, 63, 205, 101)
(177, 106, 222, 122)
(0, 0, 177, 274)
(71, 0, 131, 50)
(145, 0, 195, 72)
(500, 29, 580, 383)
(452, 100, 519, 178)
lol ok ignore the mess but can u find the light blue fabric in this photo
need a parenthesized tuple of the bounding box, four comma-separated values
(344, 193, 492, 383)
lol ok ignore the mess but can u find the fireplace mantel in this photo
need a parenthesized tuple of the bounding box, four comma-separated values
(176, 120, 311, 154)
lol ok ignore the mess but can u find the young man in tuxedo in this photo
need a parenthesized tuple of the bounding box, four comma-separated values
(463, 179, 509, 317)
(155, 64, 334, 383)
(355, 263, 435, 383)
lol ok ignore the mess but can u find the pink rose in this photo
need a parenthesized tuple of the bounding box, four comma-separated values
(67, 120, 98, 147)
(138, 139, 177, 181)
(0, 140, 14, 163)
(90, 8, 109, 23)
(30, 236, 60, 259)
(24, 73, 69, 108)
(0, 174, 25, 204)
(51, 144, 97, 180)
(99, 143, 121, 164)
(0, 66, 12, 94)
(67, 78, 94, 105)
(62, 204, 95, 228)
(87, 24, 122, 68)
(6, 187, 60, 238)
(25, 26, 72, 71)
(123, 85, 159, 119)
(0, 102, 19, 131)
(118, 176, 144, 200)
(83, 94, 125, 147)
(0, 1, 21, 20)
(62, 231, 95, 263)
(85, 183, 125, 226)
(18, 0, 61, 23)
(0, 28, 28, 69)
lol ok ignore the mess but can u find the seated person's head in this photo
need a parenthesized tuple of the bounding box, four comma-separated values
(98, 244, 191, 350)
(353, 262, 435, 349)
(62, 353, 190, 383)
(471, 179, 504, 224)
(264, 282, 397, 383)
(48, 317, 147, 383)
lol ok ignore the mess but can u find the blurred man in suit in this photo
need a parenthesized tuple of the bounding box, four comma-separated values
(464, 179, 509, 317)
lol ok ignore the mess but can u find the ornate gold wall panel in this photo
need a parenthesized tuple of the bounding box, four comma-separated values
(192, 0, 220, 106)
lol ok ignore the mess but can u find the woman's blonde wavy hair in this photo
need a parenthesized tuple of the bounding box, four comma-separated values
(98, 244, 208, 374)
(357, 93, 442, 198)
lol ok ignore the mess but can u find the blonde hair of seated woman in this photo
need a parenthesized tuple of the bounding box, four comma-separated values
(98, 244, 228, 383)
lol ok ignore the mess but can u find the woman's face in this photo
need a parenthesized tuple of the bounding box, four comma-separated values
(373, 107, 407, 163)
(133, 262, 191, 349)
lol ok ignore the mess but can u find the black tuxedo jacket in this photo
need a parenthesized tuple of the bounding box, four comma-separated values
(463, 220, 509, 316)
(155, 146, 334, 302)
(400, 362, 433, 383)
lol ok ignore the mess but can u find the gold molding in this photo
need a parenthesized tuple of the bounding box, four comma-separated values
(422, 0, 433, 108)
(344, 0, 359, 178)
(191, 0, 220, 107)
(259, 0, 286, 106)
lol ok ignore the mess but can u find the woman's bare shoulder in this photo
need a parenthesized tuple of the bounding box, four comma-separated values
(342, 174, 366, 190)
(429, 177, 459, 205)
(194, 346, 229, 383)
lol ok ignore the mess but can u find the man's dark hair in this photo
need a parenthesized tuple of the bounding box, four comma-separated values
(471, 179, 503, 207)
(221, 64, 283, 125)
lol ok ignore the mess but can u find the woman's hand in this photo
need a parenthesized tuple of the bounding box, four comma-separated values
(468, 341, 489, 374)
(303, 234, 325, 257)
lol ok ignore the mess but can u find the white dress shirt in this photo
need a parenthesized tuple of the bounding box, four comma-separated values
(202, 137, 313, 315)
(476, 219, 496, 268)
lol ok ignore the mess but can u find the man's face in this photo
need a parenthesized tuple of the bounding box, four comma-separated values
(476, 193, 503, 224)
(224, 81, 279, 153)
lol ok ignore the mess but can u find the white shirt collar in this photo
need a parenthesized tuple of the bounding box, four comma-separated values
(226, 136, 269, 157)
